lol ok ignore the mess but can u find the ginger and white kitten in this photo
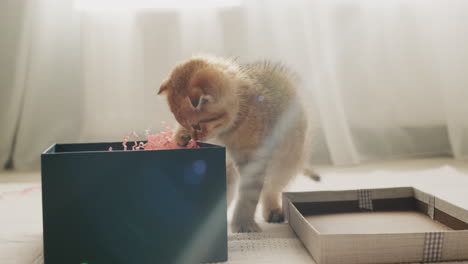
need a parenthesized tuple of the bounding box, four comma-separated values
(158, 55, 318, 232)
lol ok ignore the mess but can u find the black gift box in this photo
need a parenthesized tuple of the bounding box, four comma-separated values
(41, 142, 227, 264)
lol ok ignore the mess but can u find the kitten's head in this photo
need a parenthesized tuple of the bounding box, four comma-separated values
(158, 57, 240, 141)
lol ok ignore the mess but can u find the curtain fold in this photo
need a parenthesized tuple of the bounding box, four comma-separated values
(1, 0, 467, 170)
(0, 0, 29, 168)
(5, 0, 82, 169)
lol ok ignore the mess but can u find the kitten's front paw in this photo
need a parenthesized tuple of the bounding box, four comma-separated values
(265, 208, 284, 223)
(231, 220, 262, 233)
(173, 127, 191, 146)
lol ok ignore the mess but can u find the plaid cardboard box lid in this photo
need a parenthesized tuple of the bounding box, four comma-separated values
(283, 187, 468, 264)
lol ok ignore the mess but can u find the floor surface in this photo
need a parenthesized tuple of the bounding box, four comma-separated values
(1, 157, 468, 264)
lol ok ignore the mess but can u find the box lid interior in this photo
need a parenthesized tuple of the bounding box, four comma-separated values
(285, 187, 468, 235)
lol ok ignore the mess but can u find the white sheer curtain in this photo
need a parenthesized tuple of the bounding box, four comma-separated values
(1, 0, 468, 170)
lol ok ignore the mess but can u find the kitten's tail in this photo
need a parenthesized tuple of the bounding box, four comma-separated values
(303, 167, 321, 182)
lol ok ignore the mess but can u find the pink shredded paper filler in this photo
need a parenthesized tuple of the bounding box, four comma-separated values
(0, 185, 42, 200)
(118, 124, 199, 151)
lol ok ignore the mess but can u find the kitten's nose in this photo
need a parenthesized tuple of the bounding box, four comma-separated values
(192, 124, 201, 131)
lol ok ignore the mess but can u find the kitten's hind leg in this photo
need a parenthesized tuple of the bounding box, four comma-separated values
(261, 157, 301, 223)
(261, 187, 284, 223)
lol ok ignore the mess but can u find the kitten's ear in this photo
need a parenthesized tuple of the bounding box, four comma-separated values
(158, 80, 170, 95)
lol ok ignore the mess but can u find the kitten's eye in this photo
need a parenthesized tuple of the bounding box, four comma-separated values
(201, 97, 209, 105)
(188, 94, 211, 110)
(192, 124, 201, 130)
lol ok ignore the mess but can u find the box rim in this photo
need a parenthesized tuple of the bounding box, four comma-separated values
(42, 143, 57, 155)
(283, 186, 414, 202)
(41, 141, 224, 155)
